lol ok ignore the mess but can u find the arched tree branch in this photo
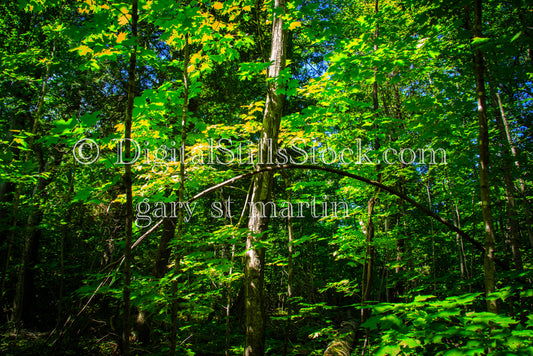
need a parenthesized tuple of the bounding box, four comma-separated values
(137, 164, 488, 260)
(188, 164, 485, 251)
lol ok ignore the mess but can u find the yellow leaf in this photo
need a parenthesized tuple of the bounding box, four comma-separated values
(187, 64, 196, 73)
(166, 32, 177, 45)
(115, 122, 125, 132)
(118, 11, 130, 26)
(190, 52, 202, 63)
(213, 2, 223, 10)
(97, 48, 114, 56)
(77, 45, 93, 56)
(289, 21, 301, 30)
(116, 32, 126, 43)
(142, 0, 152, 10)
(243, 5, 251, 11)
(200, 62, 210, 71)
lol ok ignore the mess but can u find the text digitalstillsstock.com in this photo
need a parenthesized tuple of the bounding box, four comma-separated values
(73, 137, 447, 167)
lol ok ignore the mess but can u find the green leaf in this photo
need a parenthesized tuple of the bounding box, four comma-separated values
(511, 32, 522, 42)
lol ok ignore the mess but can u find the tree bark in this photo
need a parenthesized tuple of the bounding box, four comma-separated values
(245, 1, 287, 354)
(57, 170, 74, 328)
(122, 0, 138, 353)
(491, 90, 533, 250)
(11, 41, 56, 326)
(323, 321, 358, 356)
(282, 176, 294, 356)
(169, 30, 190, 356)
(13, 182, 44, 326)
(361, 0, 380, 323)
(153, 217, 175, 278)
(491, 93, 524, 270)
(472, 0, 497, 313)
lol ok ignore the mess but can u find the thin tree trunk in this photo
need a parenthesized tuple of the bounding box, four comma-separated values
(425, 183, 437, 290)
(13, 176, 45, 326)
(218, 188, 241, 356)
(245, 1, 287, 354)
(57, 170, 73, 328)
(170, 33, 190, 356)
(122, 0, 138, 353)
(10, 41, 56, 325)
(12, 144, 62, 326)
(446, 175, 467, 280)
(133, 214, 175, 347)
(395, 183, 409, 301)
(492, 90, 533, 249)
(153, 217, 175, 278)
(361, 0, 380, 323)
(225, 241, 236, 356)
(490, 93, 524, 270)
(472, 0, 497, 313)
(282, 176, 294, 356)
(361, 194, 377, 314)
(444, 169, 471, 281)
(454, 202, 470, 279)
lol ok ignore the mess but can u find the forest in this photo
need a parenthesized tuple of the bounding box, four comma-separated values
(0, 0, 532, 355)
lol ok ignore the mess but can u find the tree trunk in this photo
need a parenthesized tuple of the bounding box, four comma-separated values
(472, 0, 497, 313)
(282, 176, 294, 356)
(491, 90, 533, 250)
(122, 0, 138, 353)
(361, 0, 380, 322)
(425, 183, 438, 290)
(490, 93, 524, 270)
(153, 217, 175, 278)
(170, 33, 190, 356)
(13, 191, 43, 326)
(6, 42, 55, 313)
(57, 170, 74, 328)
(361, 194, 377, 314)
(453, 202, 469, 279)
(245, 1, 287, 354)
(12, 142, 64, 326)
(323, 321, 358, 356)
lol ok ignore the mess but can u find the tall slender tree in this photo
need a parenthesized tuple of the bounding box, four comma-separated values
(122, 0, 138, 353)
(245, 0, 288, 354)
(472, 0, 497, 313)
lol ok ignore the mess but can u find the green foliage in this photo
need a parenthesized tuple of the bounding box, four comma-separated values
(361, 293, 533, 355)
